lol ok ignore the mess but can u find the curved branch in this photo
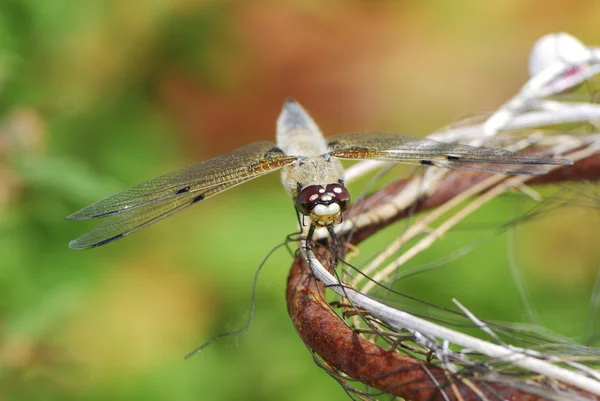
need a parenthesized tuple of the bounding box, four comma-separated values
(287, 154, 600, 400)
(349, 153, 600, 244)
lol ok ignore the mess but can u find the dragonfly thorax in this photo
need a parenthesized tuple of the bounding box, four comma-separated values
(295, 183, 350, 227)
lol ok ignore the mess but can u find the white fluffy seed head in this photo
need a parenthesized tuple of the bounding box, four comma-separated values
(529, 32, 589, 77)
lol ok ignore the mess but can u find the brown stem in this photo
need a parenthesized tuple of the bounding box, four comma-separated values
(287, 154, 600, 400)
(349, 154, 600, 244)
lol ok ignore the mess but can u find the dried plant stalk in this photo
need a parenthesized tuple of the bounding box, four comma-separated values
(287, 153, 600, 401)
(287, 33, 600, 399)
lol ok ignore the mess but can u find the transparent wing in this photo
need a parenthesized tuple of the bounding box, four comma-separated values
(68, 142, 297, 250)
(327, 132, 572, 175)
(68, 141, 296, 220)
(69, 177, 256, 250)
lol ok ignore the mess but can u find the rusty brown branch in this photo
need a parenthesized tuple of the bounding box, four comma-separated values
(287, 154, 600, 400)
(348, 153, 600, 245)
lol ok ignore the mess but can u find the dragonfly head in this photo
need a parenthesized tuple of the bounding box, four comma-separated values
(295, 183, 351, 227)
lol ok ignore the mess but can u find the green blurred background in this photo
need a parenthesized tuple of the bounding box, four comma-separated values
(1, 1, 600, 400)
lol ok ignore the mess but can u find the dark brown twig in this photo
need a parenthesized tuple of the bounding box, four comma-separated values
(287, 154, 600, 400)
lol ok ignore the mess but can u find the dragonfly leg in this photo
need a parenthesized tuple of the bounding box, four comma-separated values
(305, 223, 316, 252)
(326, 225, 339, 270)
(295, 208, 303, 228)
(304, 224, 317, 270)
(304, 224, 338, 271)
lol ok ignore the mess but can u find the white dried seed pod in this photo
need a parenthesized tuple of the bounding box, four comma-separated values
(528, 32, 589, 77)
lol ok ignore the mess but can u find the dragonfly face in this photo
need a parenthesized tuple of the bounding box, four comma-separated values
(295, 183, 351, 227)
(68, 98, 572, 250)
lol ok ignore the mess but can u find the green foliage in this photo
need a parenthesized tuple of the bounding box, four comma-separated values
(0, 2, 598, 400)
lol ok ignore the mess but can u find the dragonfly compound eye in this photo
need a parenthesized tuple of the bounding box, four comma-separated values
(325, 183, 351, 212)
(295, 185, 325, 216)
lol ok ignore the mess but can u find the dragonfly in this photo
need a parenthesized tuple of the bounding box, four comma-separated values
(68, 98, 572, 251)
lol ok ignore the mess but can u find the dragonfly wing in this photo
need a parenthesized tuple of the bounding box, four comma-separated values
(70, 192, 195, 250)
(69, 173, 280, 250)
(68, 141, 296, 220)
(327, 132, 572, 175)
